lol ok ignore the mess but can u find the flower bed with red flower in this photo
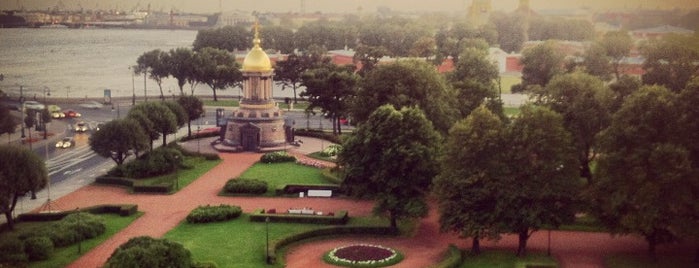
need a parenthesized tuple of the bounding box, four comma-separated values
(323, 244, 403, 267)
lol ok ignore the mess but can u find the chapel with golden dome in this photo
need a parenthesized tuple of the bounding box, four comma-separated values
(219, 24, 289, 151)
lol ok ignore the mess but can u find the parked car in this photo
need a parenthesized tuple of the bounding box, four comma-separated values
(74, 121, 89, 132)
(79, 100, 104, 109)
(63, 110, 81, 118)
(55, 137, 74, 148)
(23, 101, 45, 110)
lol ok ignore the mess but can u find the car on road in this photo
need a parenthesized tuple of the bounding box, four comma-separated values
(55, 137, 75, 148)
(23, 101, 45, 110)
(74, 121, 89, 132)
(79, 100, 104, 109)
(49, 105, 65, 119)
(63, 110, 81, 118)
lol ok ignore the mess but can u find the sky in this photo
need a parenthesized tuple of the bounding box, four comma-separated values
(3, 0, 698, 13)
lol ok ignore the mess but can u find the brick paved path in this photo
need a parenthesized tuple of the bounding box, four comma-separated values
(44, 147, 691, 268)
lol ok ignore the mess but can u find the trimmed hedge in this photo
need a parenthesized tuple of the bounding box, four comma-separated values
(0, 238, 27, 264)
(224, 179, 268, 195)
(260, 151, 296, 163)
(275, 184, 342, 196)
(186, 205, 242, 224)
(38, 212, 106, 247)
(294, 128, 343, 144)
(95, 176, 174, 194)
(105, 236, 192, 268)
(24, 236, 54, 261)
(18, 204, 138, 222)
(267, 226, 399, 264)
(249, 208, 349, 225)
(433, 244, 464, 268)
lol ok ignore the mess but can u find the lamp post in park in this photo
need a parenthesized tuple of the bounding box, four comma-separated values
(129, 66, 136, 105)
(265, 216, 270, 264)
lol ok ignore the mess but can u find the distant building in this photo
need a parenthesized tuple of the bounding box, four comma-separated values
(630, 25, 694, 40)
(467, 0, 492, 27)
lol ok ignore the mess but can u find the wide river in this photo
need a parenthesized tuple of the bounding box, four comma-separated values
(0, 27, 295, 100)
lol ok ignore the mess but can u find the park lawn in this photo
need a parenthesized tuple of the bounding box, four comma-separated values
(499, 75, 521, 94)
(238, 162, 335, 194)
(136, 156, 221, 193)
(605, 252, 697, 268)
(504, 107, 520, 118)
(0, 212, 142, 268)
(203, 99, 239, 107)
(278, 101, 310, 111)
(459, 250, 558, 268)
(164, 214, 391, 268)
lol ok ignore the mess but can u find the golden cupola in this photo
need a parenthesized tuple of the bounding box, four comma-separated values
(242, 23, 272, 72)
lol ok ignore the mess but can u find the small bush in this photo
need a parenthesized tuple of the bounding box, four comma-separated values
(186, 205, 242, 224)
(319, 144, 342, 157)
(114, 147, 184, 178)
(105, 236, 192, 268)
(24, 236, 54, 261)
(260, 151, 296, 163)
(39, 212, 106, 247)
(294, 128, 343, 144)
(0, 238, 27, 264)
(224, 179, 268, 195)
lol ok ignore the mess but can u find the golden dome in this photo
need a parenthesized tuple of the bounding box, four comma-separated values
(242, 25, 272, 72)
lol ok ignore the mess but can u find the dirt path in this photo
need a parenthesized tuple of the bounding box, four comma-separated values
(46, 146, 686, 268)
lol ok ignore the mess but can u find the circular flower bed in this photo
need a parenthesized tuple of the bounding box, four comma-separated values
(323, 244, 404, 267)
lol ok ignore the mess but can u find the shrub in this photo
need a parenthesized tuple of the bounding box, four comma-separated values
(319, 144, 342, 157)
(186, 205, 242, 224)
(294, 128, 343, 144)
(224, 179, 268, 195)
(113, 147, 184, 178)
(39, 212, 106, 247)
(0, 238, 27, 264)
(24, 236, 54, 261)
(260, 151, 296, 163)
(105, 236, 192, 268)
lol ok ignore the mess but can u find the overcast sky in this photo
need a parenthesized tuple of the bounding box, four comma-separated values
(3, 0, 698, 13)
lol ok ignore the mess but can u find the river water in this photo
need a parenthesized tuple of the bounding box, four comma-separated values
(0, 27, 295, 100)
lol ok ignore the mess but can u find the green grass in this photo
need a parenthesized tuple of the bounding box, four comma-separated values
(459, 250, 558, 268)
(203, 99, 239, 107)
(307, 151, 338, 163)
(605, 252, 697, 268)
(0, 212, 142, 268)
(278, 101, 310, 111)
(136, 156, 221, 193)
(555, 214, 607, 233)
(504, 107, 520, 117)
(164, 214, 391, 268)
(499, 75, 521, 94)
(238, 162, 335, 194)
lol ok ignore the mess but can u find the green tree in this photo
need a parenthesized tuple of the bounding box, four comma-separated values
(505, 105, 580, 256)
(162, 101, 188, 129)
(340, 105, 441, 228)
(580, 43, 613, 81)
(533, 72, 613, 184)
(259, 25, 295, 54)
(105, 236, 192, 268)
(166, 48, 195, 95)
(0, 103, 17, 138)
(608, 75, 641, 113)
(590, 85, 697, 259)
(517, 41, 565, 91)
(128, 102, 177, 147)
(448, 47, 503, 119)
(0, 145, 48, 229)
(300, 63, 358, 135)
(177, 95, 204, 138)
(193, 47, 243, 101)
(409, 36, 436, 59)
(433, 106, 508, 255)
(641, 33, 699, 92)
(274, 53, 325, 104)
(490, 12, 527, 53)
(89, 119, 149, 165)
(351, 59, 458, 134)
(23, 109, 36, 142)
(599, 31, 633, 80)
(193, 25, 249, 52)
(126, 109, 157, 150)
(352, 44, 390, 76)
(135, 49, 169, 100)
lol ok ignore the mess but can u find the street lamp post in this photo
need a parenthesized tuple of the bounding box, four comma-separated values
(129, 66, 136, 105)
(144, 72, 148, 102)
(265, 216, 270, 264)
(43, 87, 50, 140)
